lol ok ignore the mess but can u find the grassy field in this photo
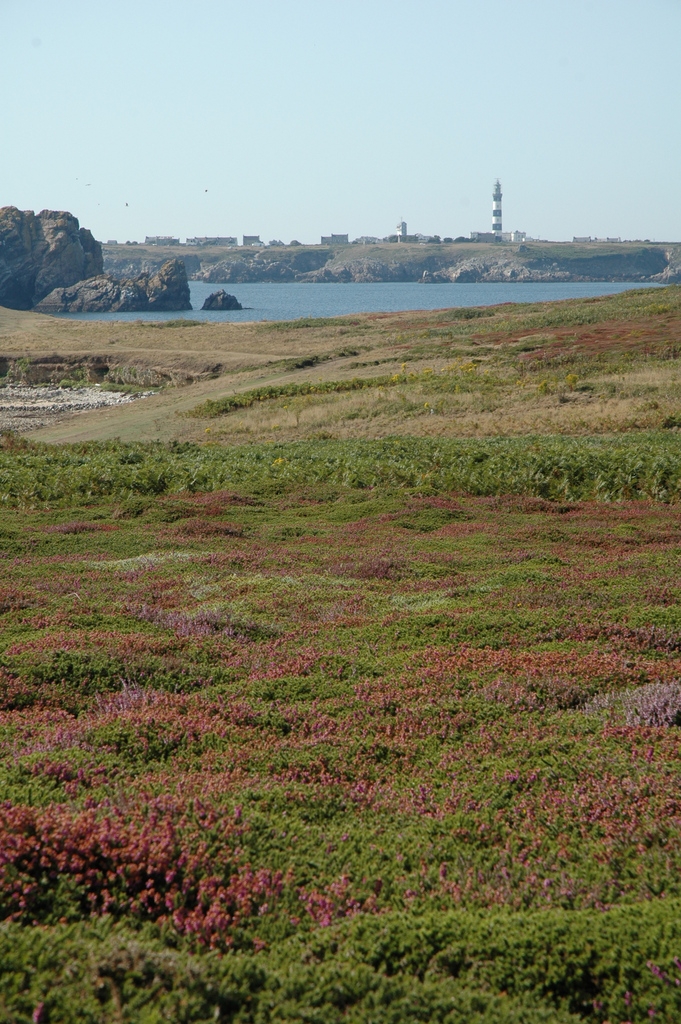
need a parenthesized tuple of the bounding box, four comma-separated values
(2, 289, 681, 1020)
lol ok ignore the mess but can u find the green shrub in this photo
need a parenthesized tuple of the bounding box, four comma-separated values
(2, 434, 681, 506)
(4, 900, 681, 1022)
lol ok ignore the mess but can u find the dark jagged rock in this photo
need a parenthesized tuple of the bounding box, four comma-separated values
(34, 259, 192, 313)
(34, 275, 146, 313)
(144, 259, 192, 310)
(201, 289, 242, 311)
(0, 207, 103, 309)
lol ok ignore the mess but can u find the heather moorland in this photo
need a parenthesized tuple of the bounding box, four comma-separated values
(2, 289, 681, 1021)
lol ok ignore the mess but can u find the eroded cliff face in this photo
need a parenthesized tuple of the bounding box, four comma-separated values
(103, 242, 680, 286)
(297, 246, 672, 283)
(103, 253, 201, 280)
(34, 259, 191, 313)
(0, 207, 103, 309)
(658, 249, 681, 284)
(192, 247, 333, 283)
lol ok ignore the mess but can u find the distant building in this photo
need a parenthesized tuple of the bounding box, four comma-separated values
(469, 230, 525, 243)
(397, 220, 407, 241)
(574, 236, 625, 244)
(145, 236, 180, 246)
(321, 234, 349, 245)
(384, 233, 431, 243)
(106, 240, 118, 245)
(186, 236, 237, 247)
(242, 235, 263, 246)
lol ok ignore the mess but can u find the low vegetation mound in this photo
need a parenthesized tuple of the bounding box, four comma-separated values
(2, 433, 681, 505)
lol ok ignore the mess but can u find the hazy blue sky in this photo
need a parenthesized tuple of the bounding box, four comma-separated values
(2, 0, 680, 244)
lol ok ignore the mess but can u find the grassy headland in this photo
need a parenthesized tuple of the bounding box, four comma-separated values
(103, 238, 679, 285)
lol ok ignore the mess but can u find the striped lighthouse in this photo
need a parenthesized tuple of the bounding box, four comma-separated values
(492, 179, 502, 238)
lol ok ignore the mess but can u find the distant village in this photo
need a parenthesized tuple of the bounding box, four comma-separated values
(106, 182, 626, 248)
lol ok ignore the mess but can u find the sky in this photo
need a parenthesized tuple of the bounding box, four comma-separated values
(1, 0, 680, 245)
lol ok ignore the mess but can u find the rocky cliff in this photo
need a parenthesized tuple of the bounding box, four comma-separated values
(34, 259, 192, 313)
(103, 241, 681, 286)
(103, 252, 201, 280)
(657, 249, 681, 284)
(0, 207, 103, 309)
(423, 247, 672, 284)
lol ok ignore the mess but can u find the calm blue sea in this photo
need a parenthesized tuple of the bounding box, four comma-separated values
(55, 280, 662, 324)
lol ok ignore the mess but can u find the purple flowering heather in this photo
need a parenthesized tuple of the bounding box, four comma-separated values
(585, 682, 681, 727)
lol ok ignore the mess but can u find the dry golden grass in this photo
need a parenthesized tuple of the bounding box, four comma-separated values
(0, 306, 356, 380)
(190, 360, 681, 443)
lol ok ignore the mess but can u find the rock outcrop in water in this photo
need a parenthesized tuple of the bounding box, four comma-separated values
(0, 207, 103, 310)
(201, 289, 242, 311)
(34, 259, 192, 313)
(143, 259, 192, 310)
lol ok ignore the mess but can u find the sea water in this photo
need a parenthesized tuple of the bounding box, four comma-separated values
(54, 280, 662, 324)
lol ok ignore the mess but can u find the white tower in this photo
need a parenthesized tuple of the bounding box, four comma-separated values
(492, 180, 502, 237)
(397, 219, 407, 241)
